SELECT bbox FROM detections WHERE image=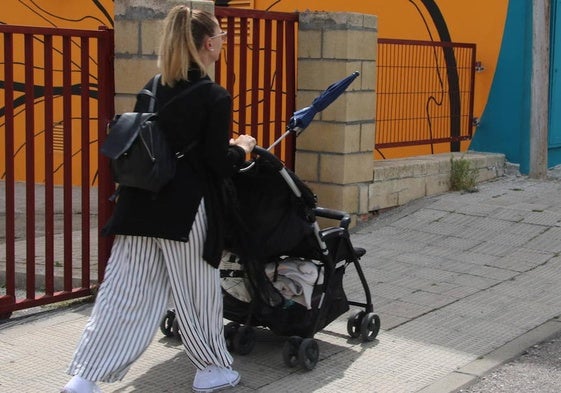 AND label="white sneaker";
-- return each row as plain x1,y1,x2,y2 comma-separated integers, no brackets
192,365,240,392
61,375,102,393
